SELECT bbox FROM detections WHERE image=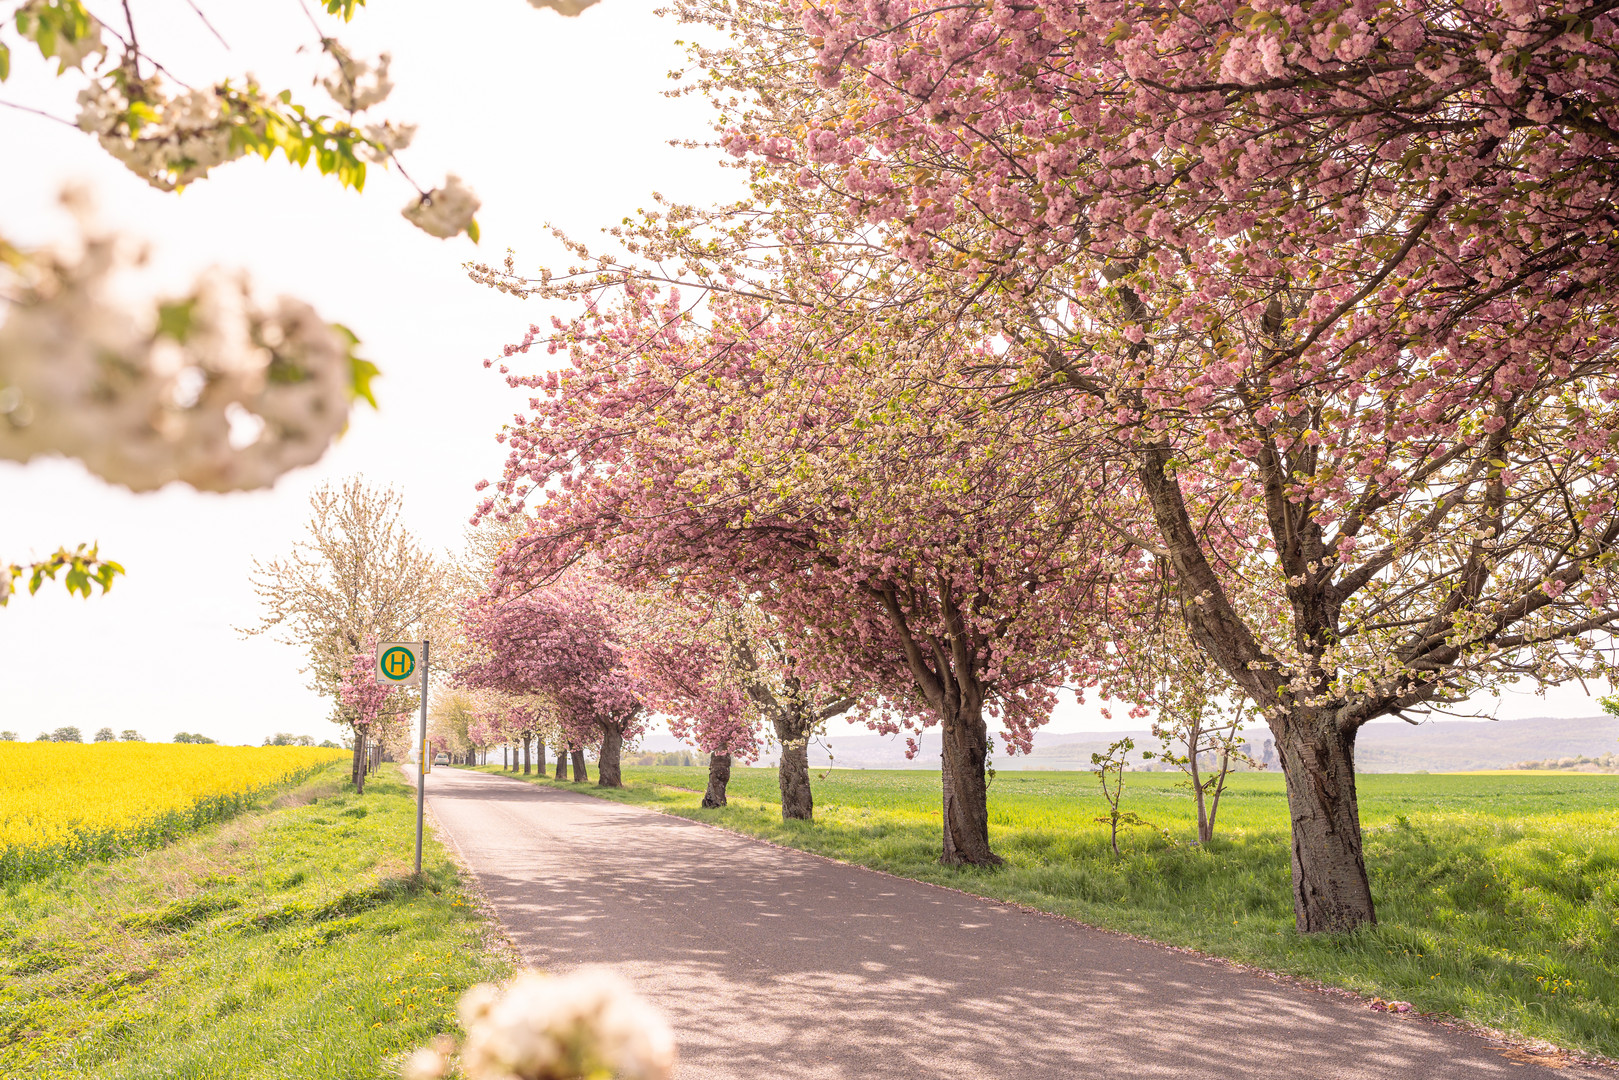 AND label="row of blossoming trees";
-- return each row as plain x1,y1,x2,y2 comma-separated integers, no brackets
452,0,1619,935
